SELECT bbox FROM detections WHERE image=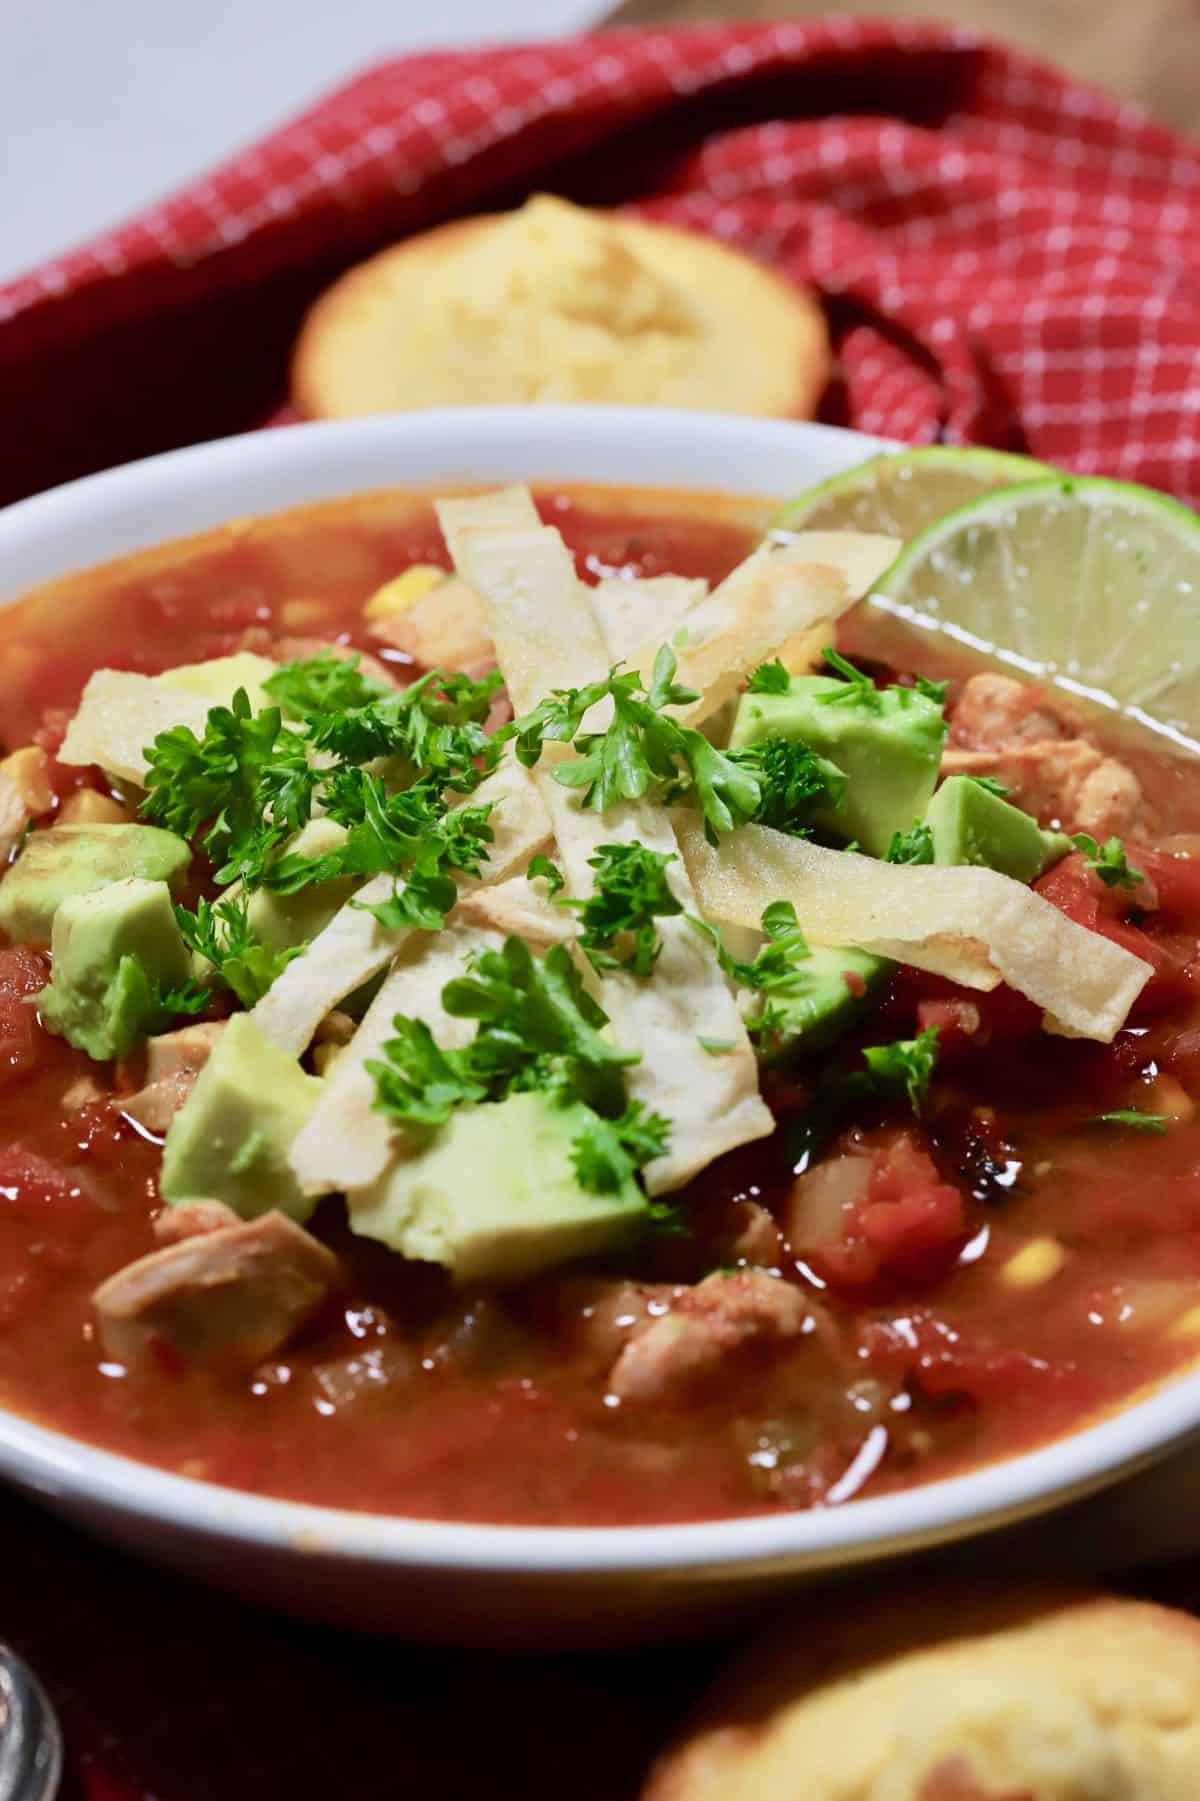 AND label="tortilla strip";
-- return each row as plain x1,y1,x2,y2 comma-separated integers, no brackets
450,871,571,944
58,671,215,786
590,574,707,663
450,511,773,1192
0,772,26,867
289,920,505,1196
766,530,902,598
251,749,549,1055
674,813,1151,1043
621,533,901,728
